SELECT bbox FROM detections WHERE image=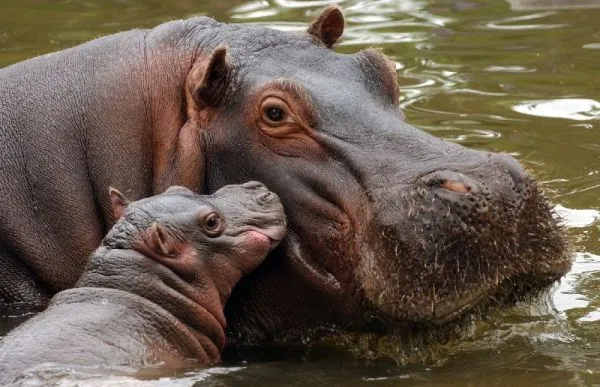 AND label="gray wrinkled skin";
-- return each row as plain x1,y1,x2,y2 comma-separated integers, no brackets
0,8,569,345
0,183,286,384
